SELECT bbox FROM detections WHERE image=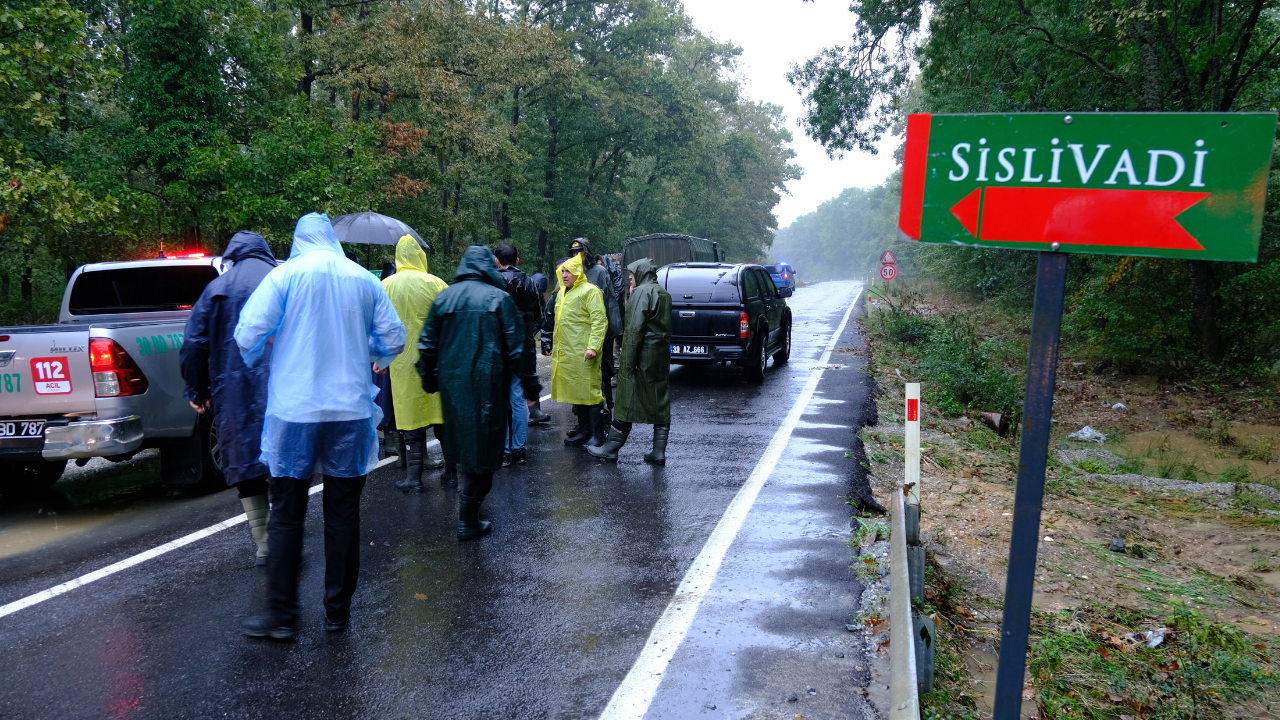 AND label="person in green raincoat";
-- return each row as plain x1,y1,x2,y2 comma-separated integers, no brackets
417,246,539,540
382,235,451,492
588,258,672,464
549,253,609,447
